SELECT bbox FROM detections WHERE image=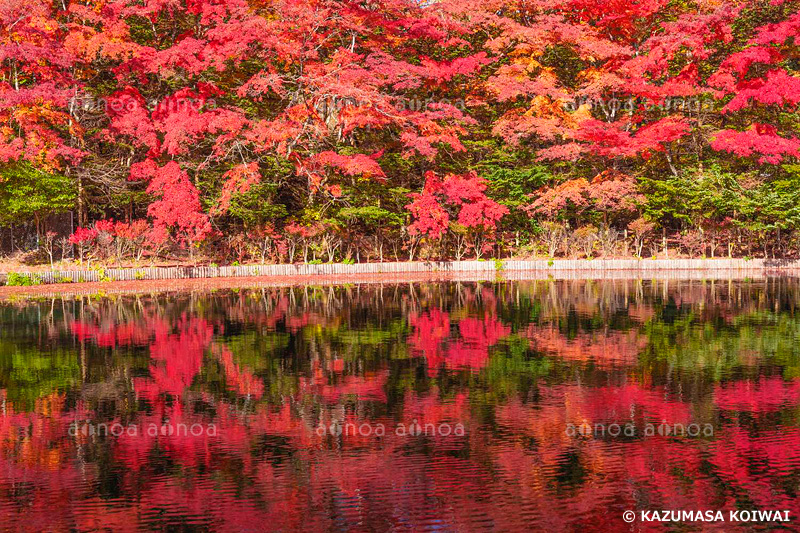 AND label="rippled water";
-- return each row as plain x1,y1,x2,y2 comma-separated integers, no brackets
2,278,800,531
